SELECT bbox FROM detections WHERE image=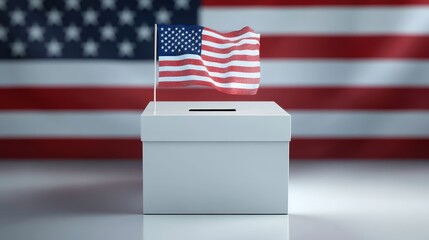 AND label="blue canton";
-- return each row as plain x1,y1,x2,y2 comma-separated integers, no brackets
158,24,202,56
0,0,200,59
